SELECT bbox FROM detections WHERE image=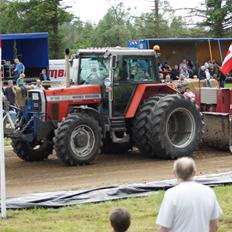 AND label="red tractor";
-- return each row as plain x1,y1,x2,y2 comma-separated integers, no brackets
7,48,203,165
